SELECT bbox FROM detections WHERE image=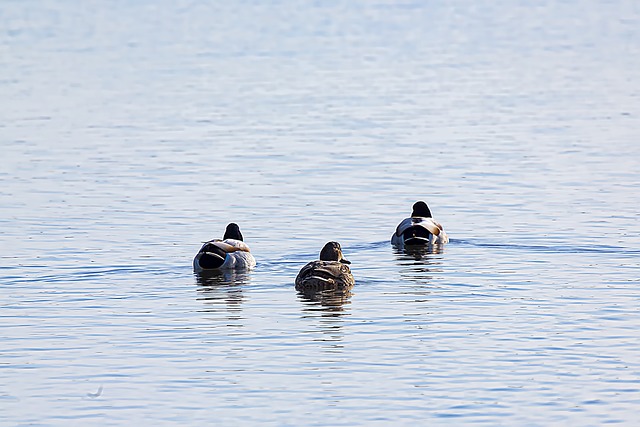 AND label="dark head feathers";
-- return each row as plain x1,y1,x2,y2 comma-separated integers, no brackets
411,201,432,218
223,223,243,241
319,241,351,264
